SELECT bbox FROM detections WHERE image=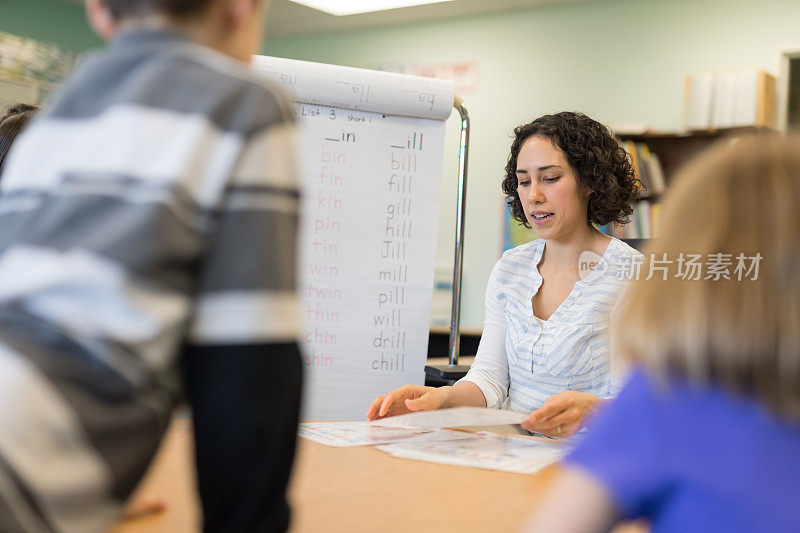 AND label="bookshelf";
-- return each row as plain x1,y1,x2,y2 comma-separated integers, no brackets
608,126,775,240
618,127,774,184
